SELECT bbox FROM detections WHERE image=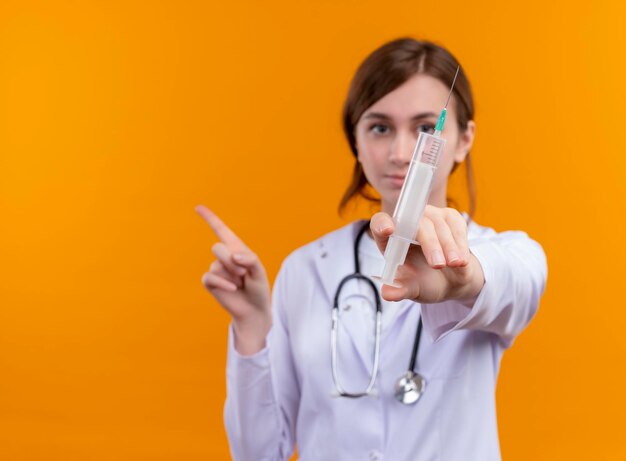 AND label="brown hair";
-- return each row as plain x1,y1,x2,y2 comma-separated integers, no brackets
339,38,476,219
